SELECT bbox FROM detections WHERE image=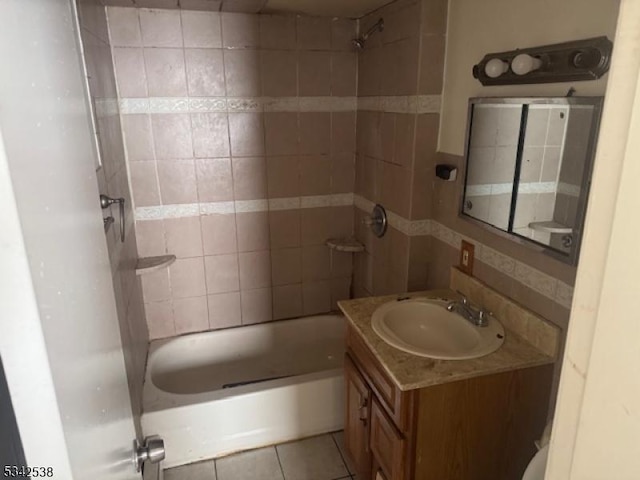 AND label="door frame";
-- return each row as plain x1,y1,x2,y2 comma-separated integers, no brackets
546,0,640,477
